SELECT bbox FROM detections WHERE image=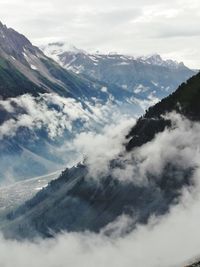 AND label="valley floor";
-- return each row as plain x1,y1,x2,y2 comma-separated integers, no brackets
0,170,62,214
